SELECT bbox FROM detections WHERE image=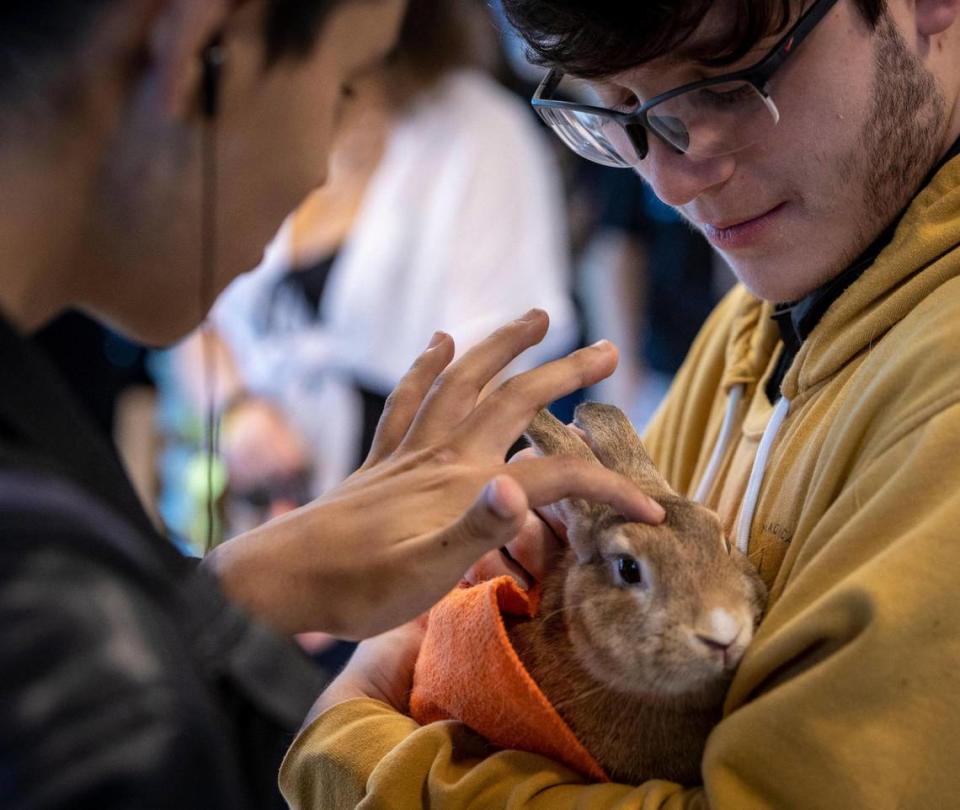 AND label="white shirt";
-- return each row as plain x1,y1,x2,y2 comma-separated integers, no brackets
213,69,576,494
